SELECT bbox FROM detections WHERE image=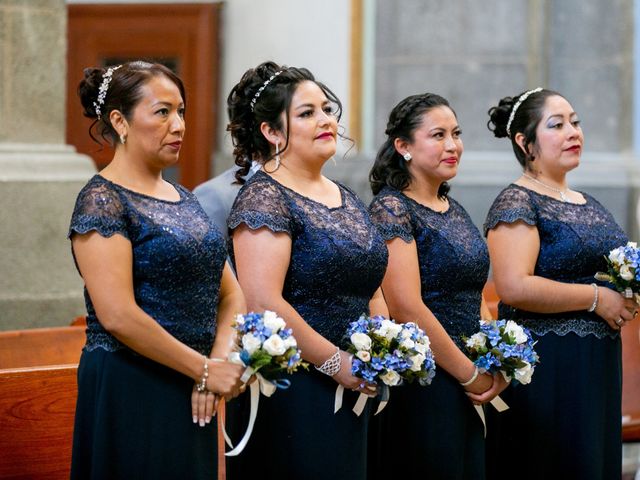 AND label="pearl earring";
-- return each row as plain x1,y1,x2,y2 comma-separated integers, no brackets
403,152,412,161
